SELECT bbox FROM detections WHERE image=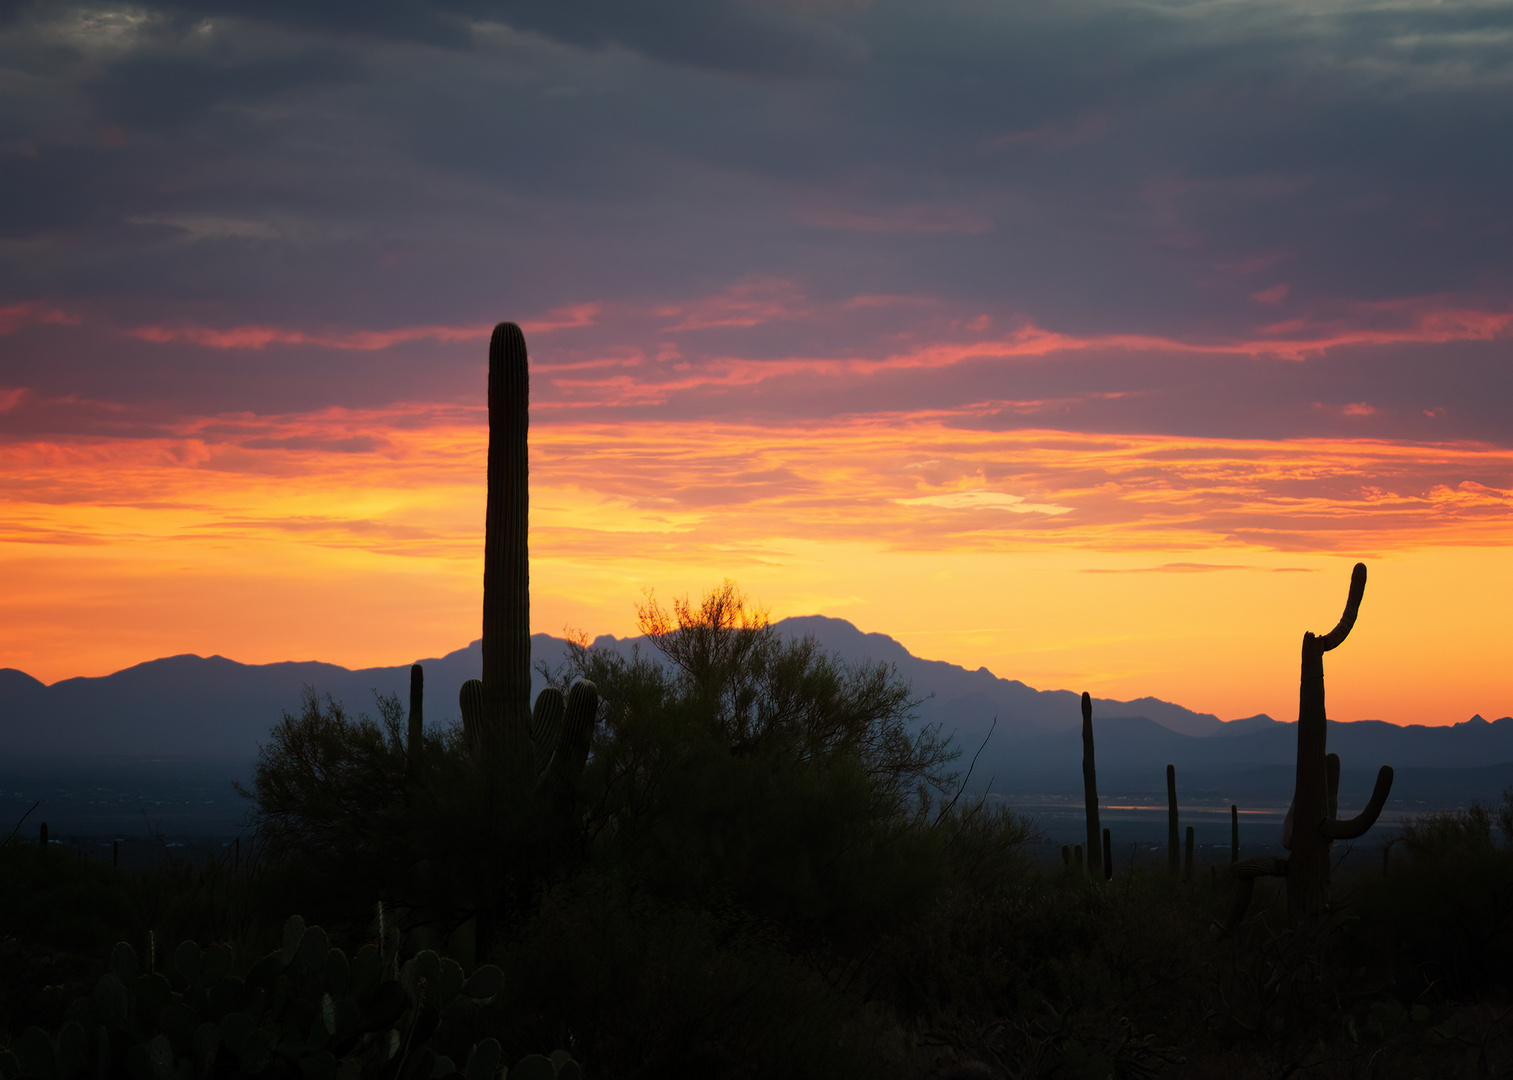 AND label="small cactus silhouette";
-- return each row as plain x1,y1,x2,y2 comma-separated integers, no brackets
1166,765,1179,877
1080,691,1102,875
407,663,423,761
